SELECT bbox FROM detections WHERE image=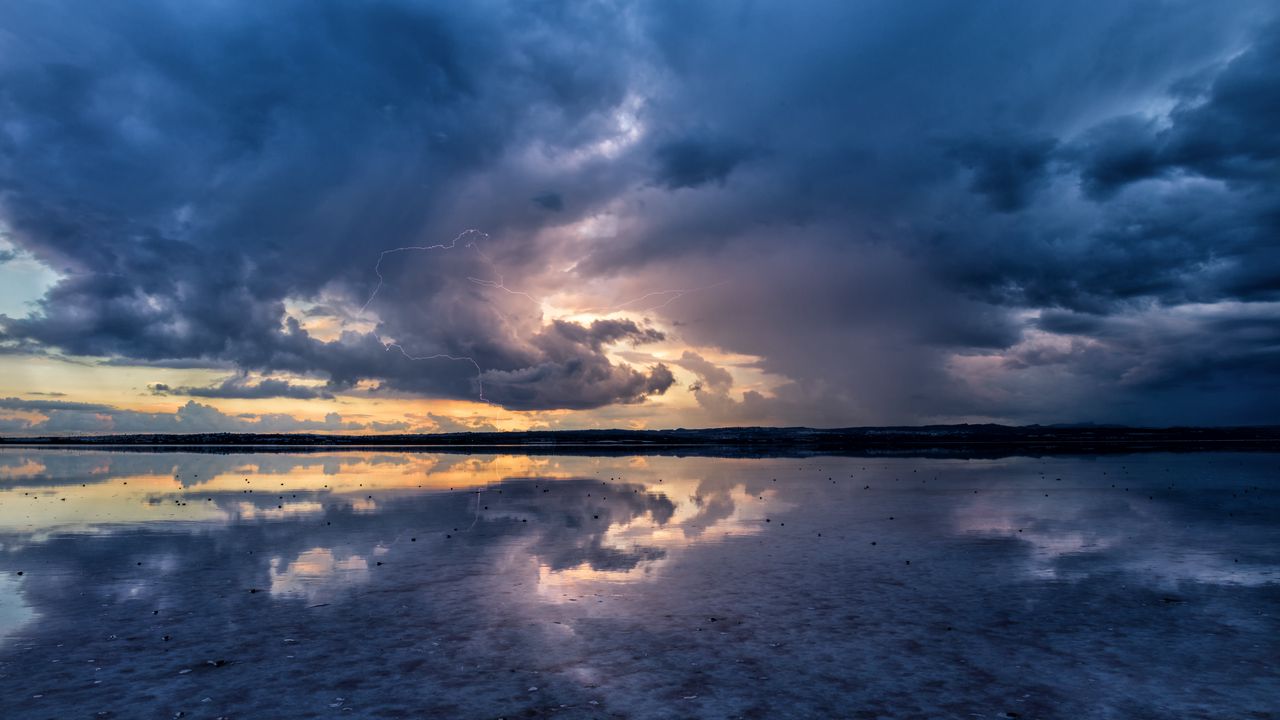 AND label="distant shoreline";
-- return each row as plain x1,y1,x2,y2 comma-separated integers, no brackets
2,425,1278,458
